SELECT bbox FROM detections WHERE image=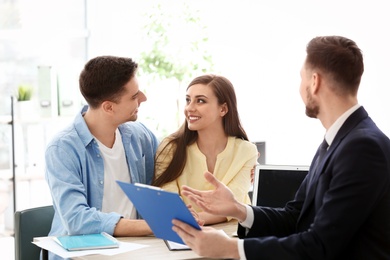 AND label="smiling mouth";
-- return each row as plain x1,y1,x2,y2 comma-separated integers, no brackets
187,116,200,122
